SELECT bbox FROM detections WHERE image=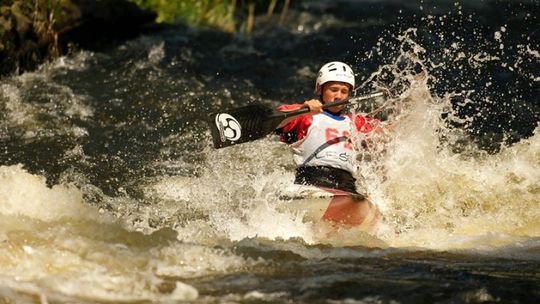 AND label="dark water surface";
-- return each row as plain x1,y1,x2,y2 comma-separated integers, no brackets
0,0,539,303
